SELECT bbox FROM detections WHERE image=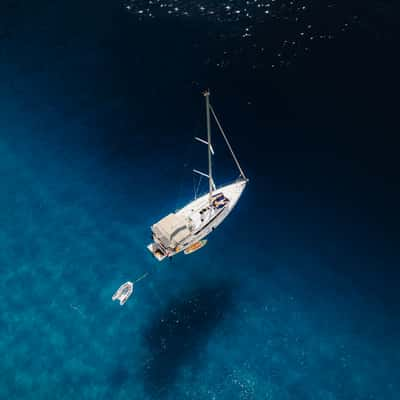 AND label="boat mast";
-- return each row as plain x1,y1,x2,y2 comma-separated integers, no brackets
204,90,213,203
